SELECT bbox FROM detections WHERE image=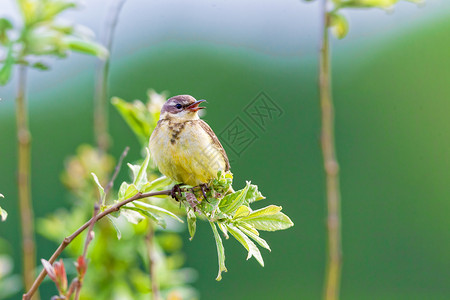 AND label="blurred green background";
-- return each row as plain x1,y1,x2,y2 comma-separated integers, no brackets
1,1,450,299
